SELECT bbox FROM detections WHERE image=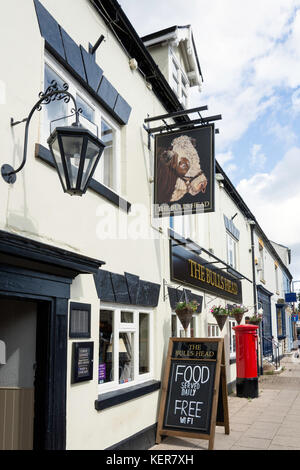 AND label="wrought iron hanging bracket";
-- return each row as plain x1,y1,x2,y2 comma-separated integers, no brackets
163,278,183,302
2,81,80,184
143,105,222,136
